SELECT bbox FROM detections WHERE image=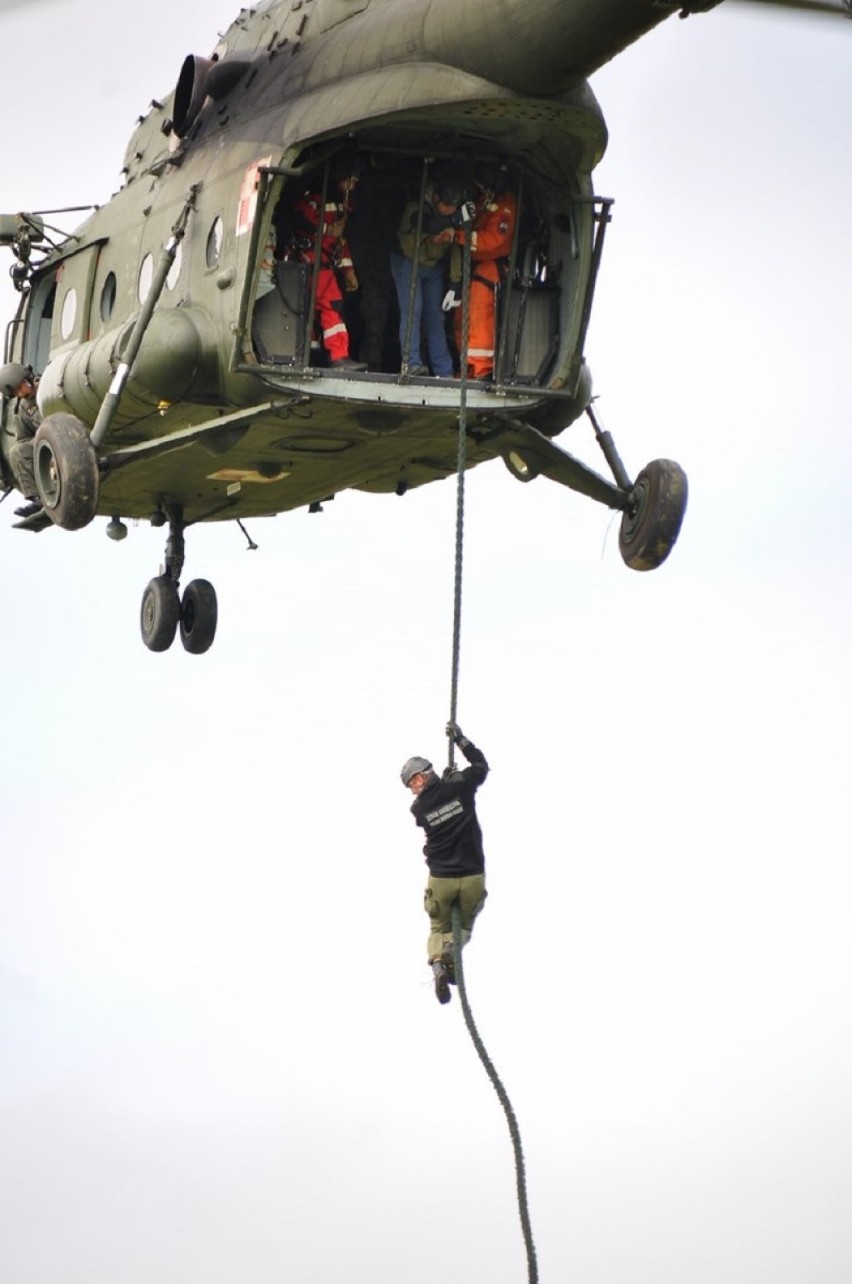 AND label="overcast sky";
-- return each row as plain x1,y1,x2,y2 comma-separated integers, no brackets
1,4,850,1284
